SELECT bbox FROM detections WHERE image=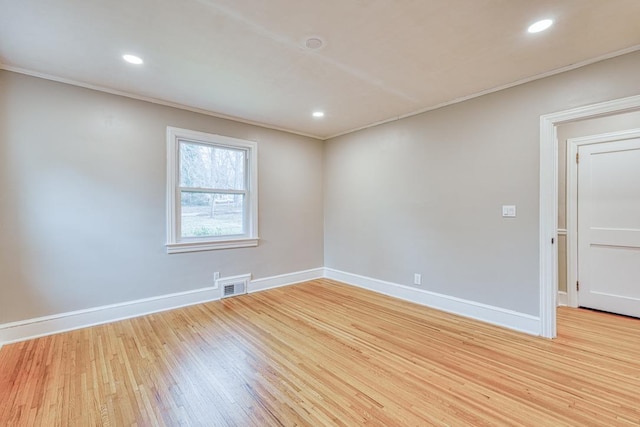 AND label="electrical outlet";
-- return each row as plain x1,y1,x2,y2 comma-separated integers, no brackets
213,272,220,287
414,273,422,285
